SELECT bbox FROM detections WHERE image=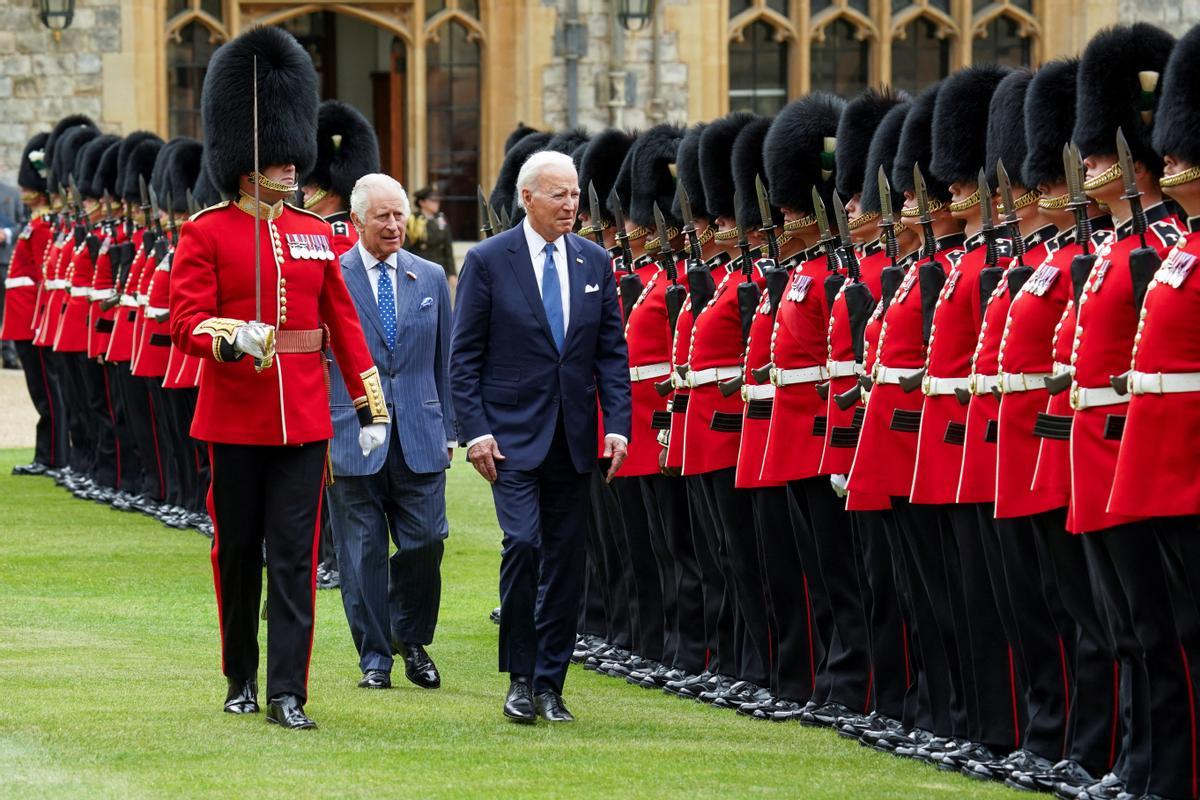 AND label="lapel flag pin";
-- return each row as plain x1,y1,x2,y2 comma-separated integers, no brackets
405,270,417,281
